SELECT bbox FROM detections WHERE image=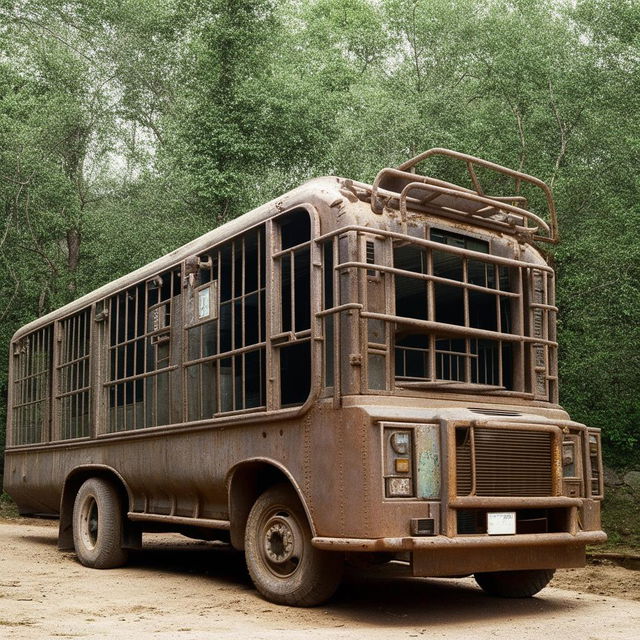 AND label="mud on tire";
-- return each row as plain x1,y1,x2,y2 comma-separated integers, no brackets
474,568,555,598
244,484,343,607
72,477,128,569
